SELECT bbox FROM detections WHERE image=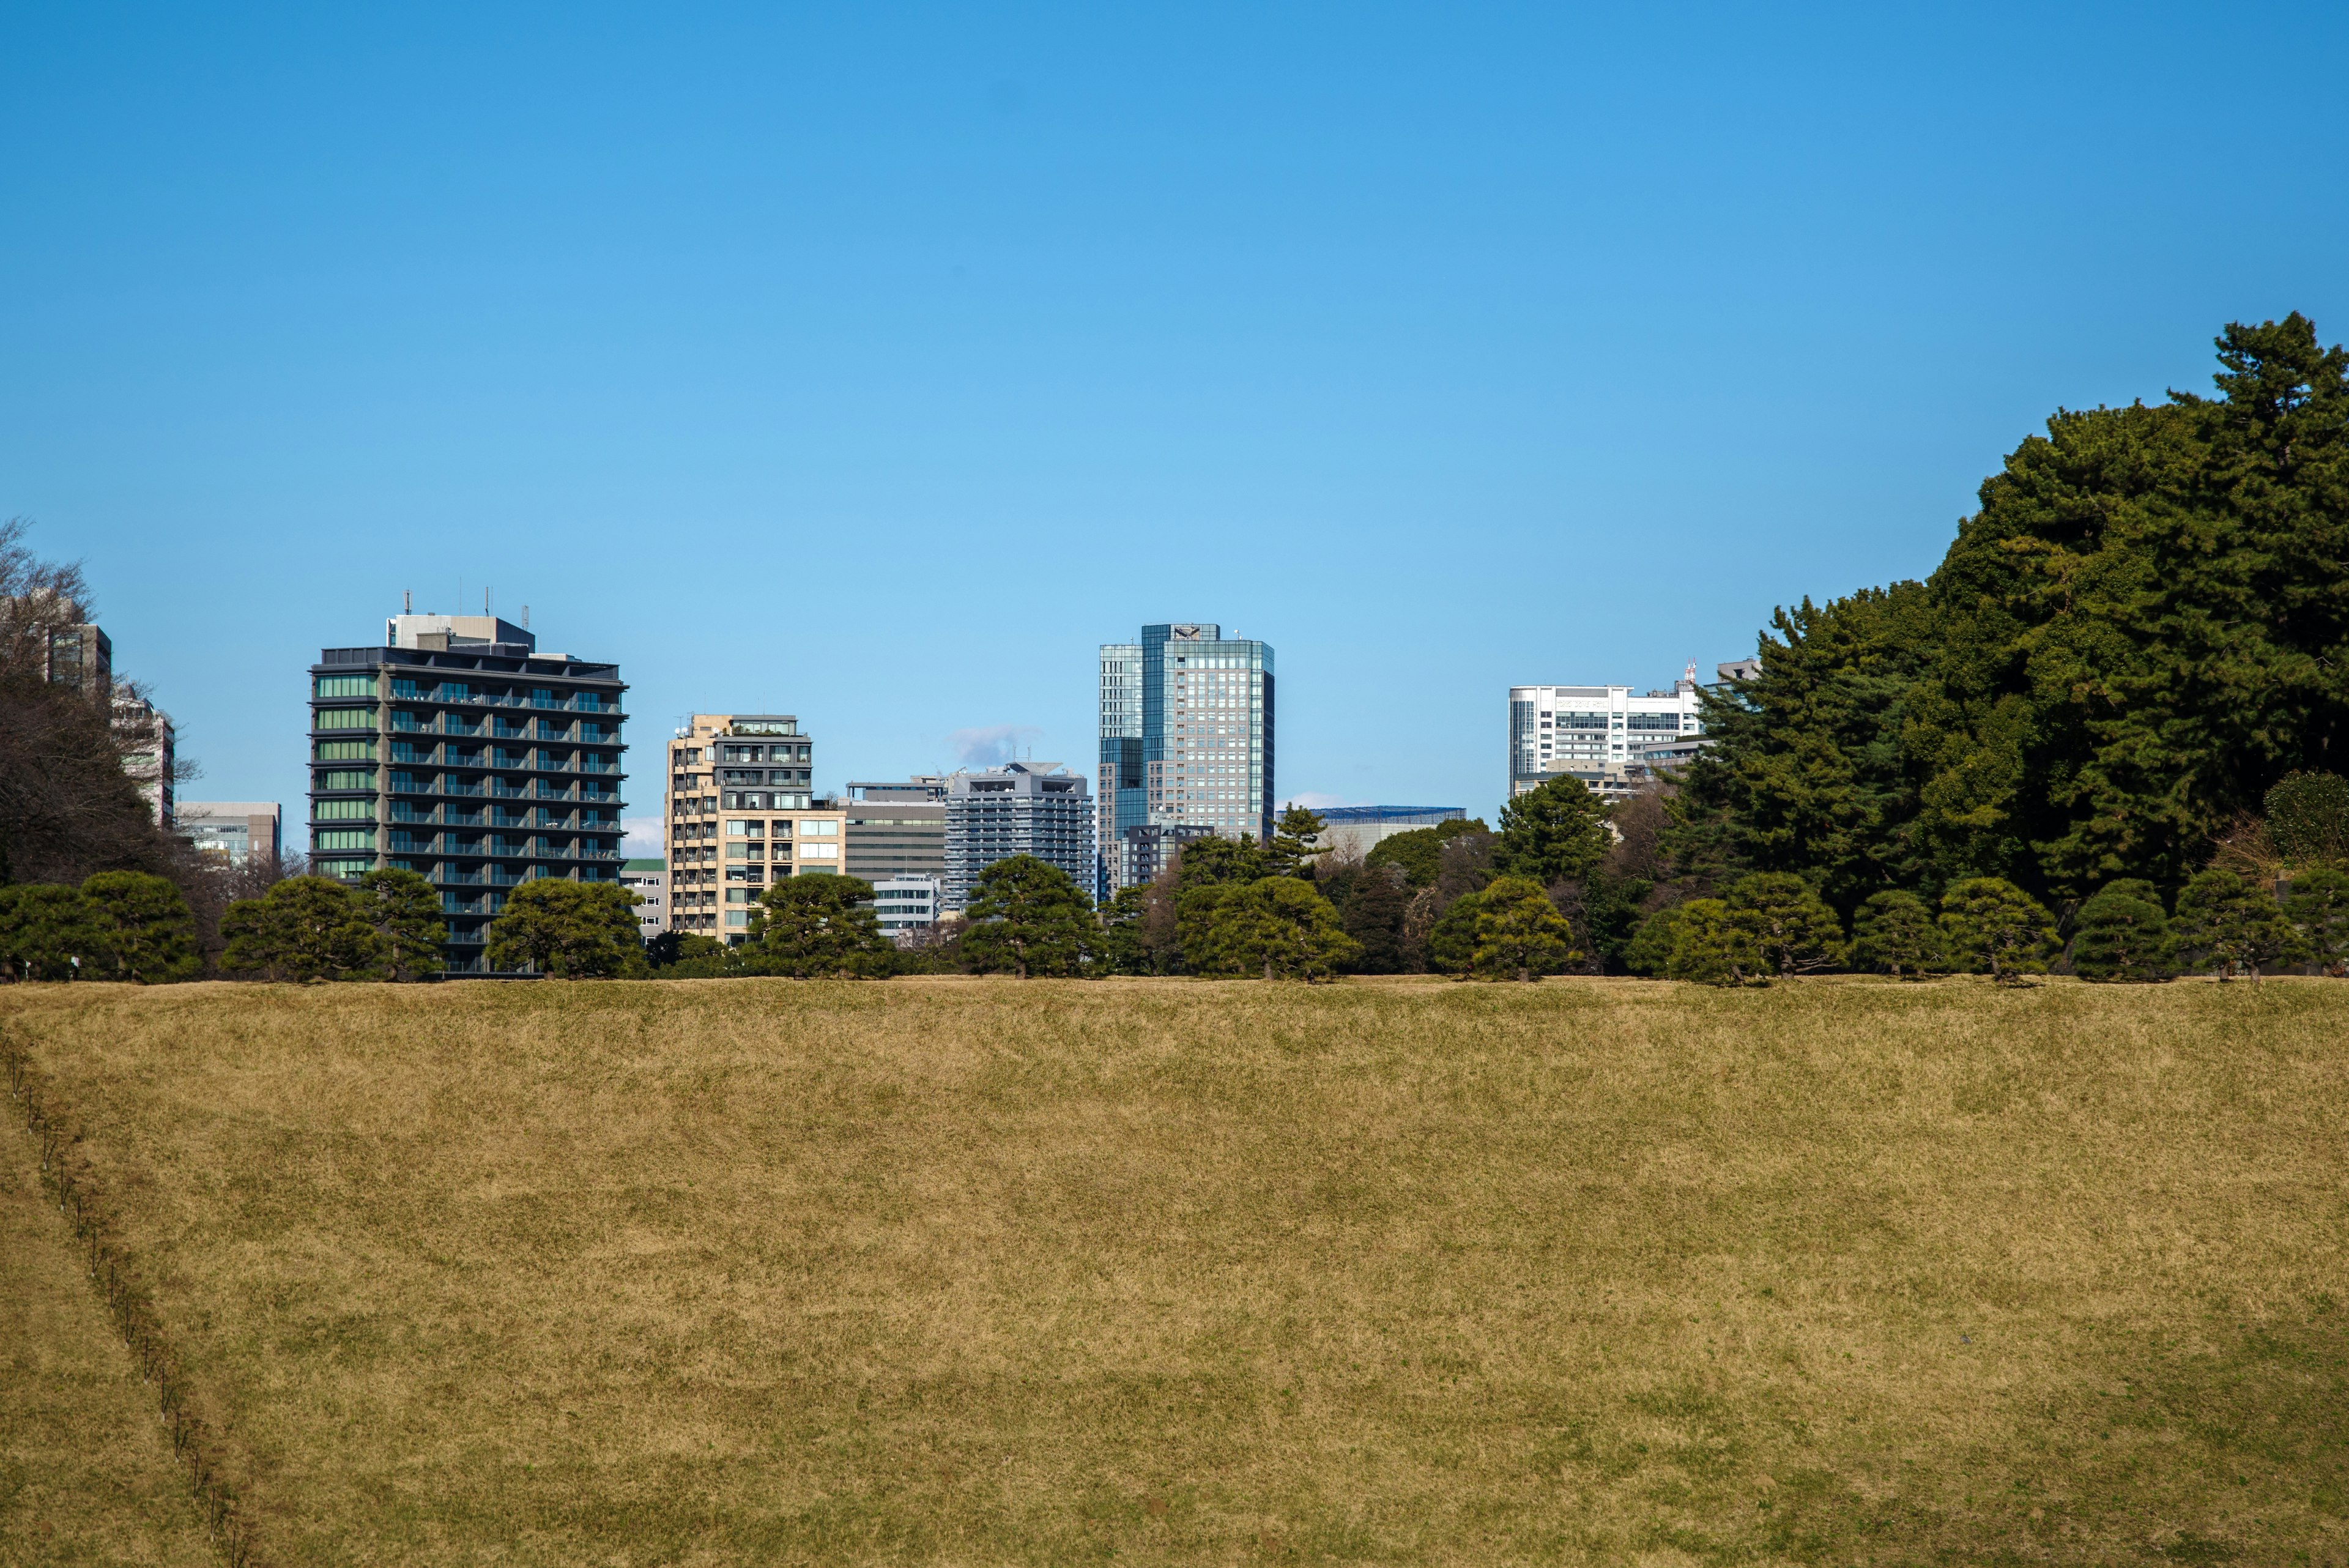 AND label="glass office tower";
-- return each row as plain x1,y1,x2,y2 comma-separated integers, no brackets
1097,622,1274,893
